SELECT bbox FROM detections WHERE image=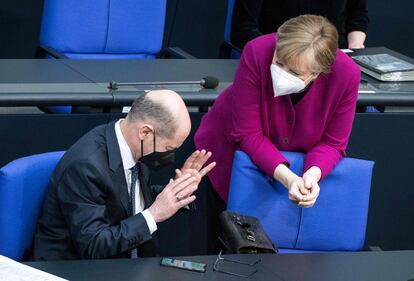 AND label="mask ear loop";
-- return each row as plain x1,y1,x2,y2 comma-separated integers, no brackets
303,76,312,85
141,139,144,159
141,128,156,159
153,129,156,152
303,72,318,85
